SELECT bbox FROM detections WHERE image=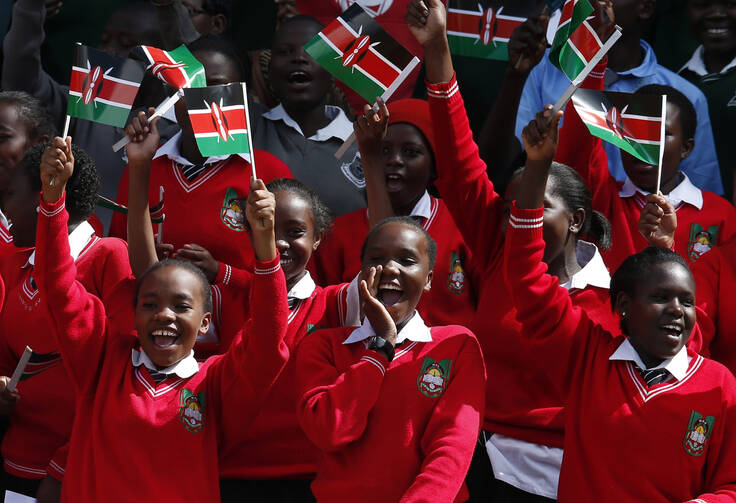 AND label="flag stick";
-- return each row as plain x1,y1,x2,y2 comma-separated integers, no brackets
242,83,257,180
155,186,165,245
7,346,32,392
655,94,667,195
334,56,422,159
50,115,73,187
111,90,183,152
549,26,622,118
